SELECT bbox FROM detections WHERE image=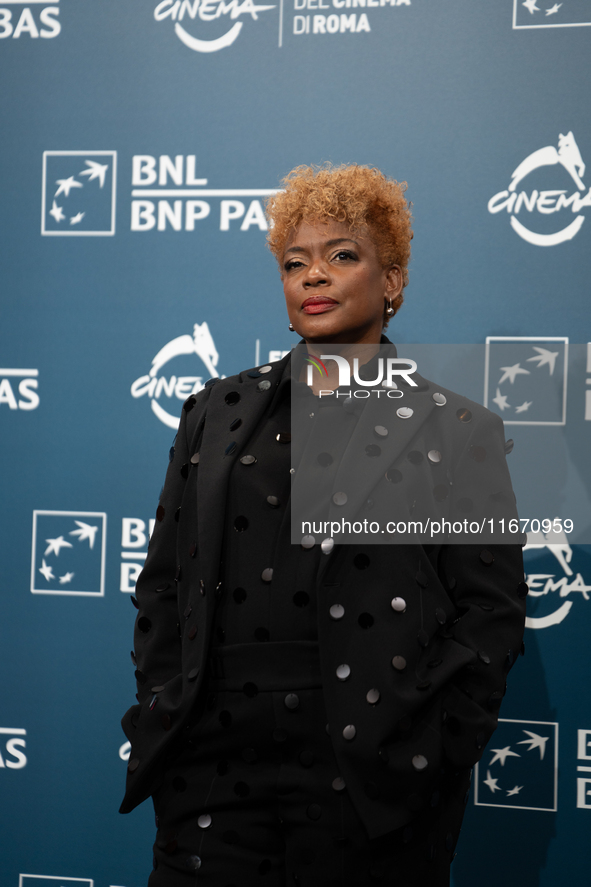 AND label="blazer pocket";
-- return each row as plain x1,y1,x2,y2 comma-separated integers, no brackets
440,681,499,769
416,636,478,693
120,703,142,744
